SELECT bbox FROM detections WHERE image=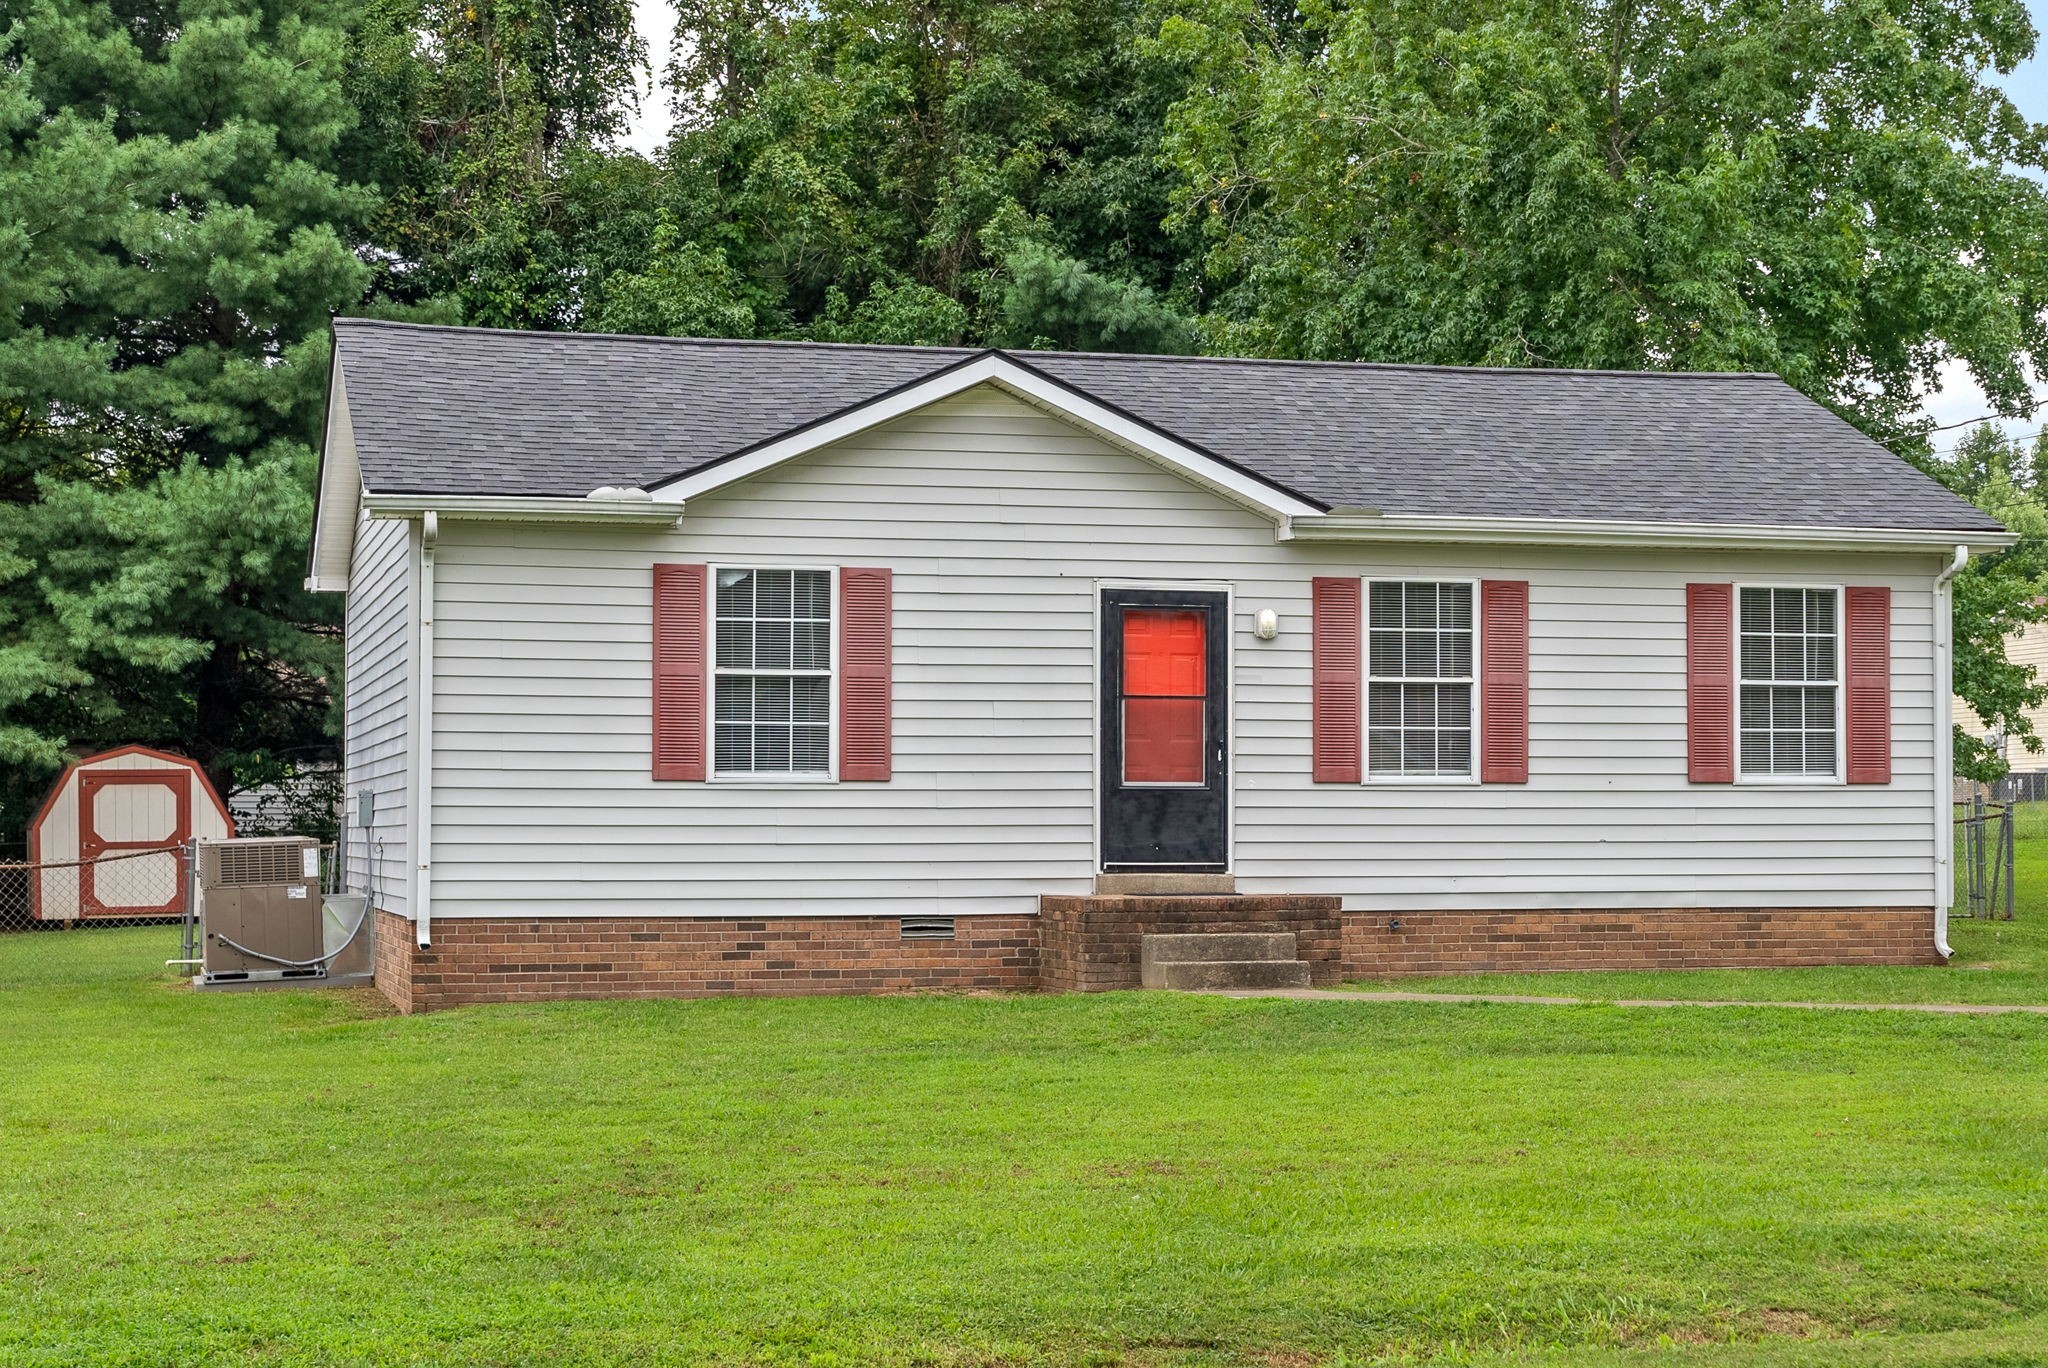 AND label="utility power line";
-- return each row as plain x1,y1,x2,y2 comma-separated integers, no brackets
1927,412,2015,433
1934,426,2047,455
